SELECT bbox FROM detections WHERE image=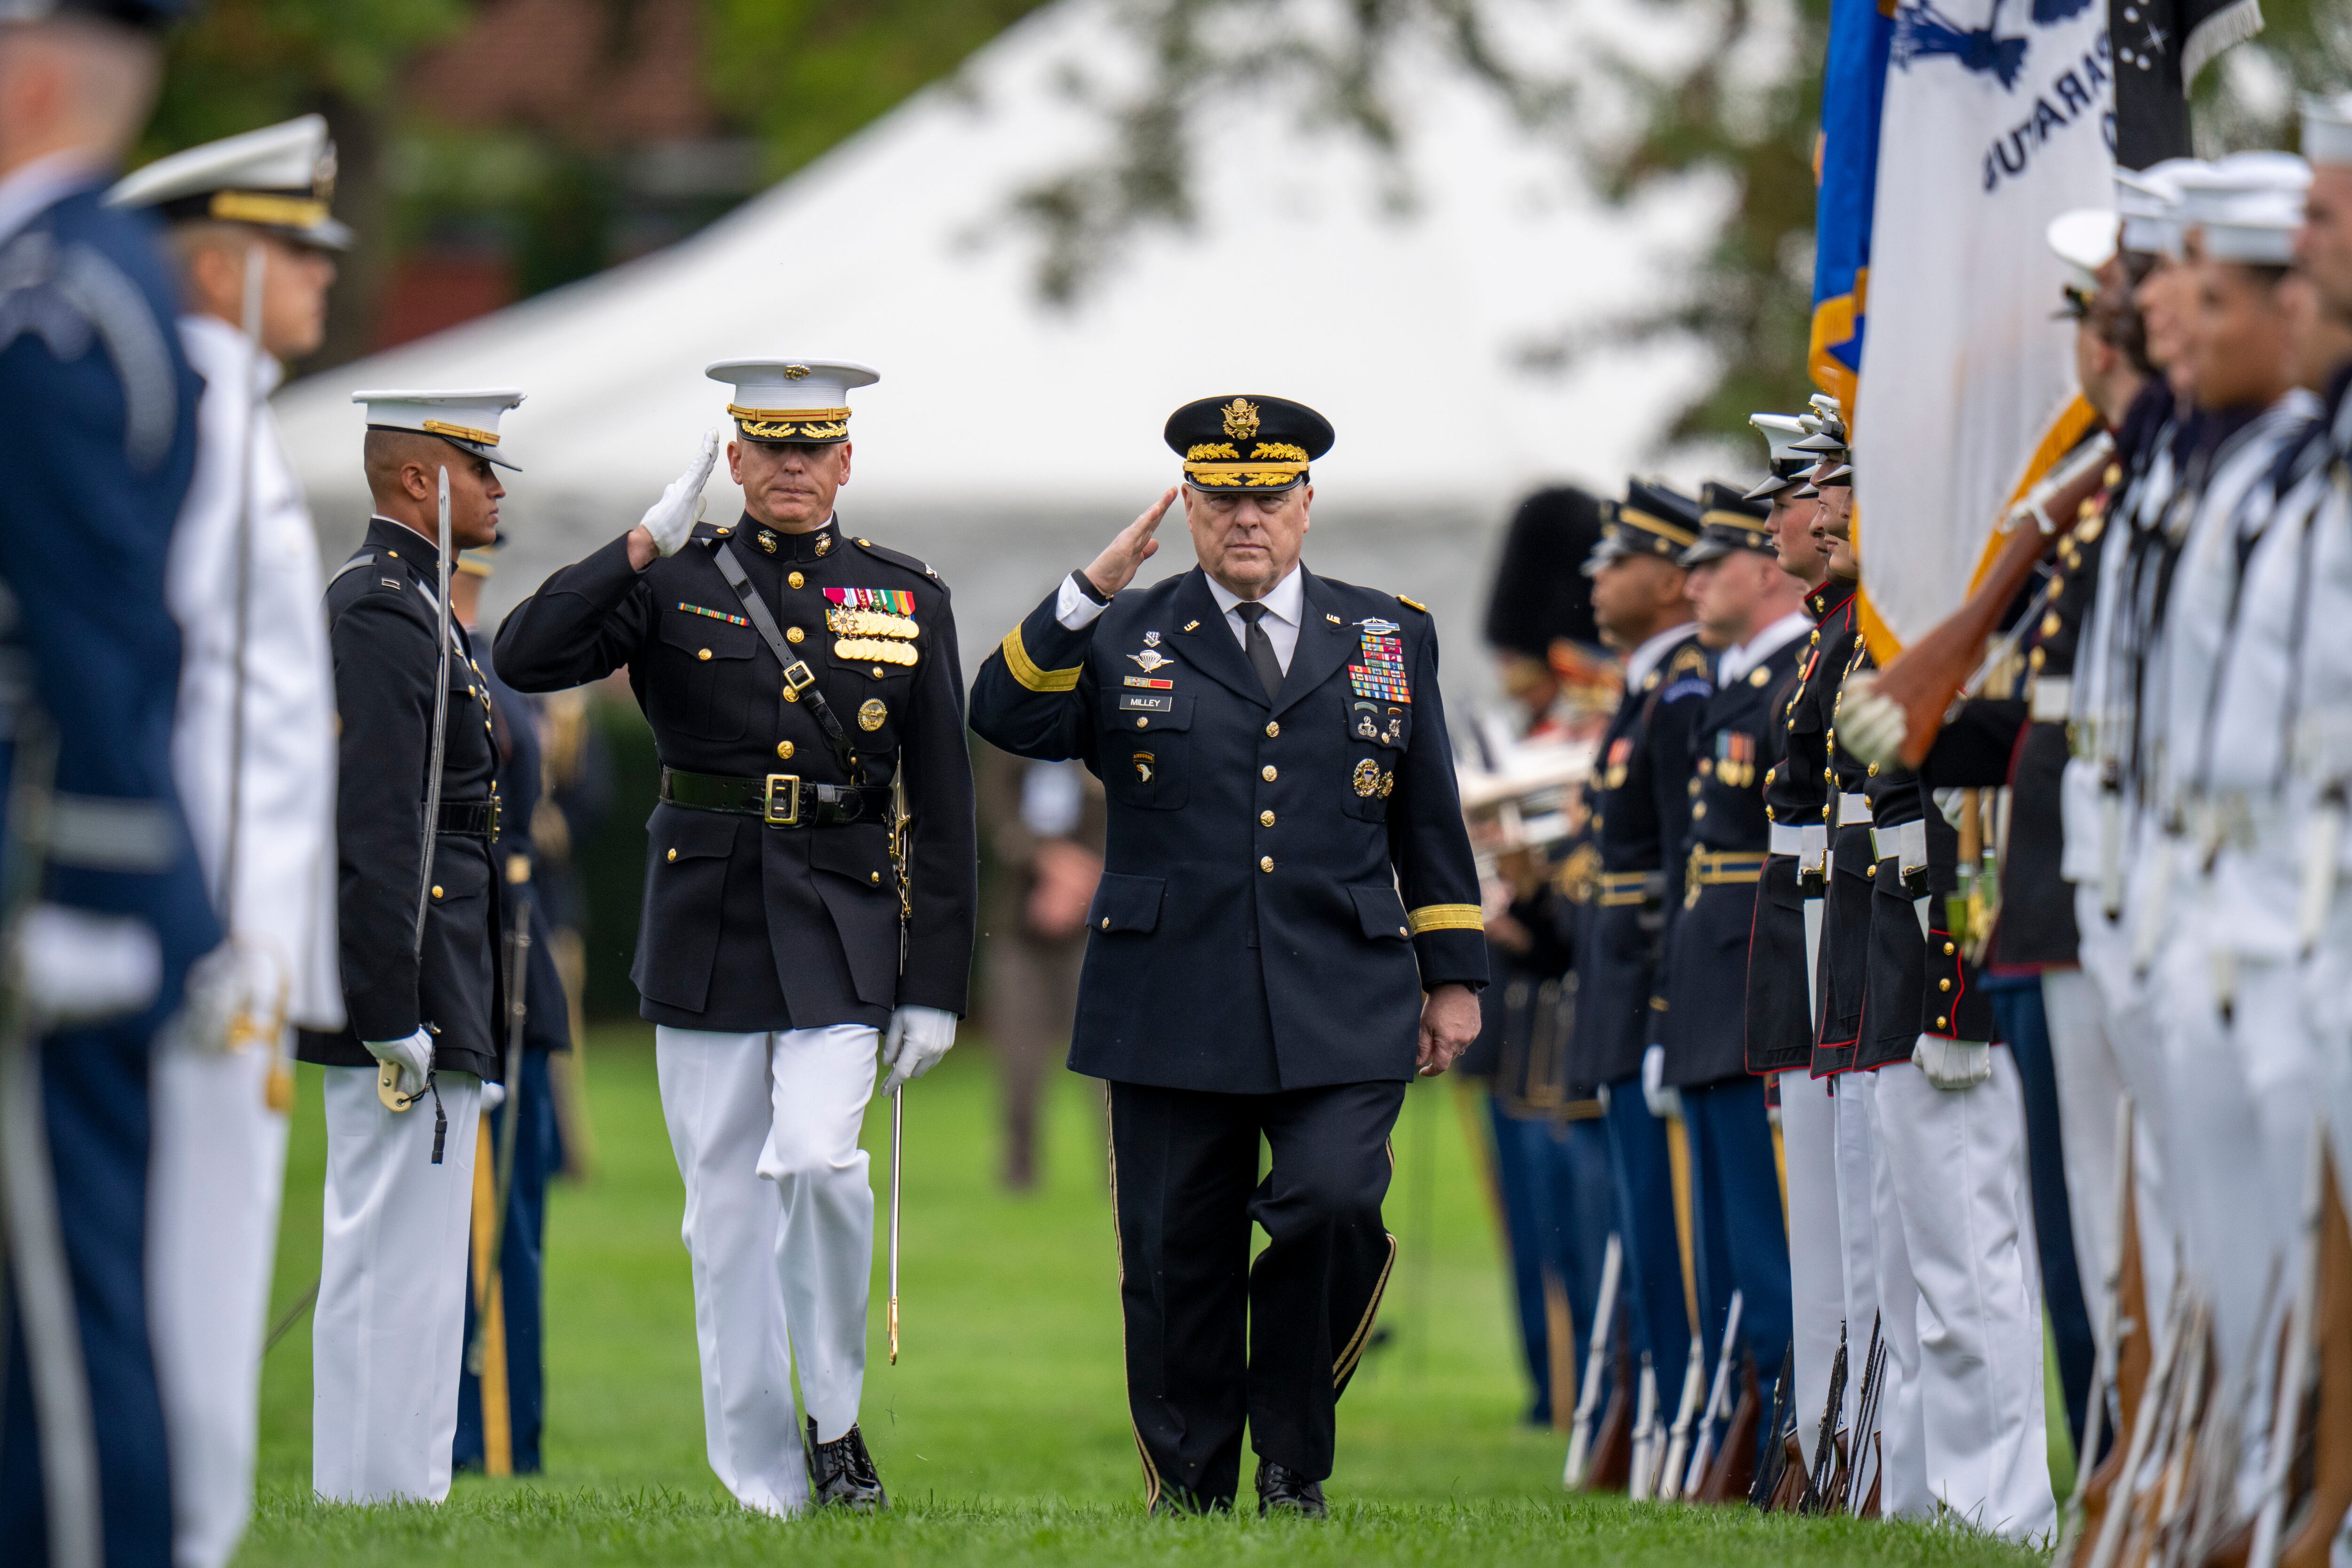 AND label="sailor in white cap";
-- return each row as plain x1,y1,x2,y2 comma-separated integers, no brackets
495,361,976,1514
306,388,523,1504
104,114,346,1568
